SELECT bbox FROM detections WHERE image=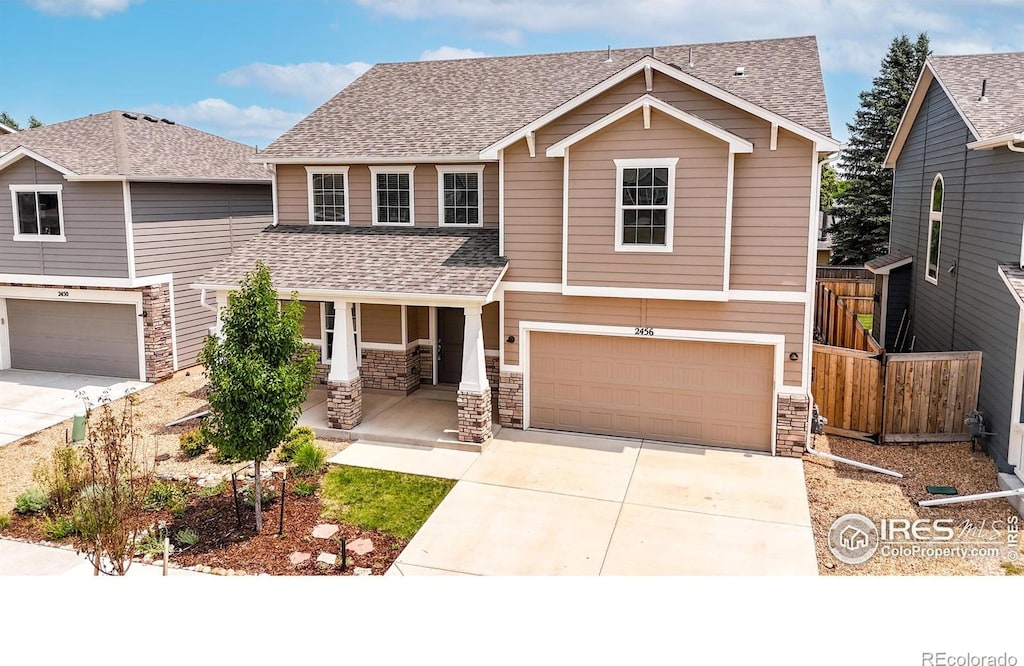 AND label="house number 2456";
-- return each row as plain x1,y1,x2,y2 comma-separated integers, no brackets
634,327,654,336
